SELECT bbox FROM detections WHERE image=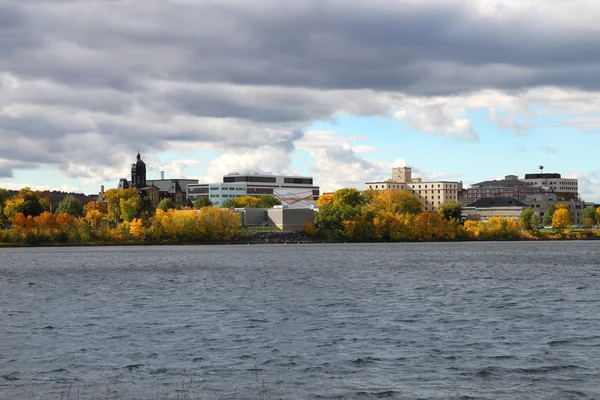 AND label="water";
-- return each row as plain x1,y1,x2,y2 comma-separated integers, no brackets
1,242,600,399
